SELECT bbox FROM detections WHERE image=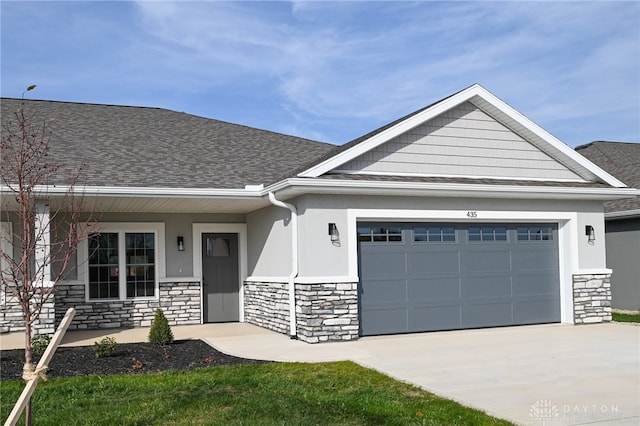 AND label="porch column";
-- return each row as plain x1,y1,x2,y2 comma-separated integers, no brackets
34,200,52,288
